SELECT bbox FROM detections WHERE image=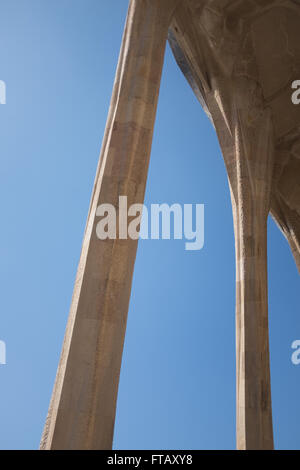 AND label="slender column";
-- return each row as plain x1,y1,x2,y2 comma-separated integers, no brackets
233,112,274,449
40,0,178,450
208,78,274,449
